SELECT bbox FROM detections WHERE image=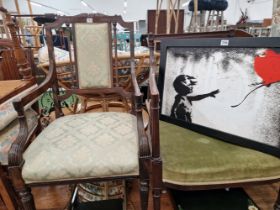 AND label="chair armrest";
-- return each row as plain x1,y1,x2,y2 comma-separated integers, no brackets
148,64,160,160
130,60,141,97
137,111,151,158
129,59,151,158
8,69,53,167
